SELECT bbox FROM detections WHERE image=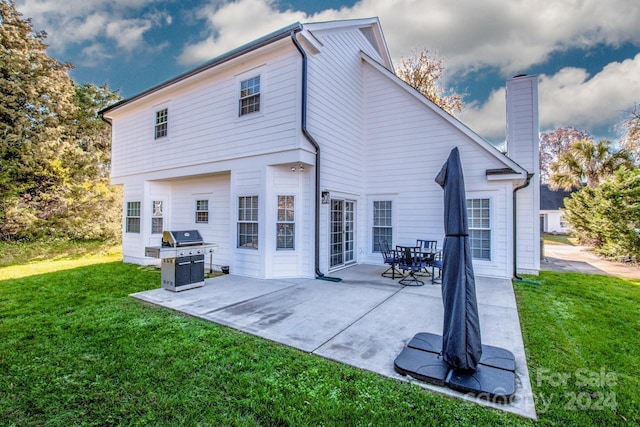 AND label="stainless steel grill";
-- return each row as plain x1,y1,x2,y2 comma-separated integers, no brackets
145,230,218,292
